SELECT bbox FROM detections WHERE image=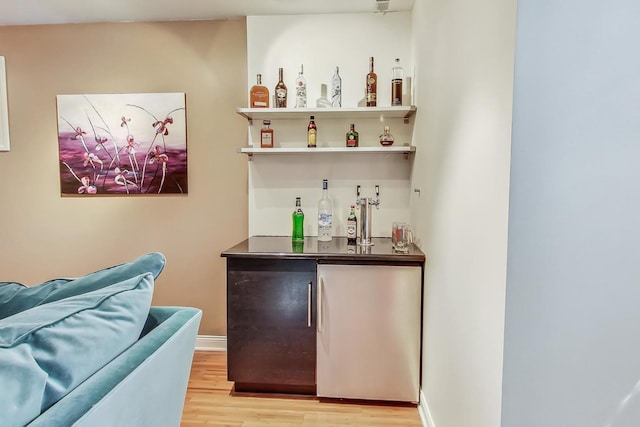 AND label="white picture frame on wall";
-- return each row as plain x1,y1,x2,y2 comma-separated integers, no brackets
0,56,10,151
